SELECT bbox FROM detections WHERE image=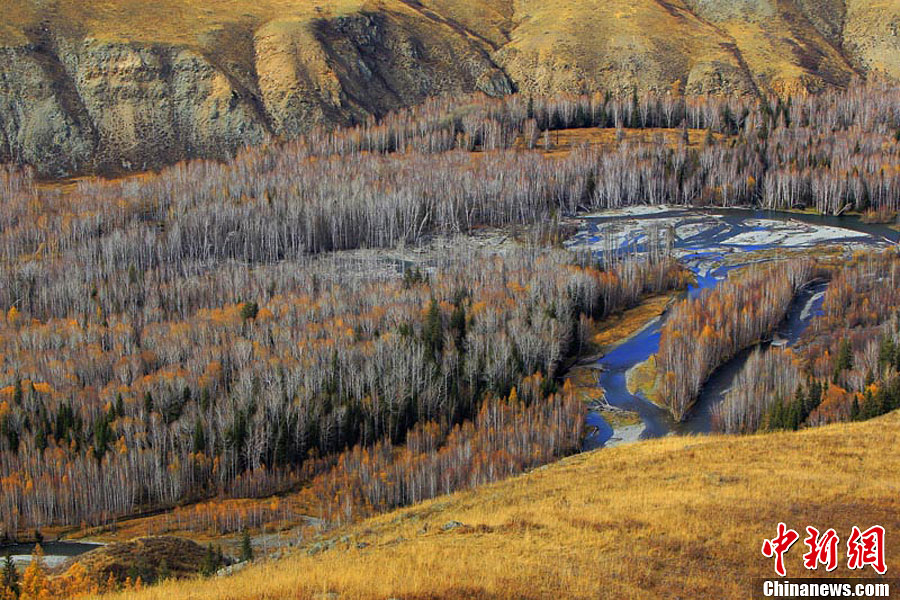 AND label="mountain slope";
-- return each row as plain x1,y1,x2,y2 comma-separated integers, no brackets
100,411,900,600
494,0,756,96
0,0,511,176
1,0,898,176
844,0,900,77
